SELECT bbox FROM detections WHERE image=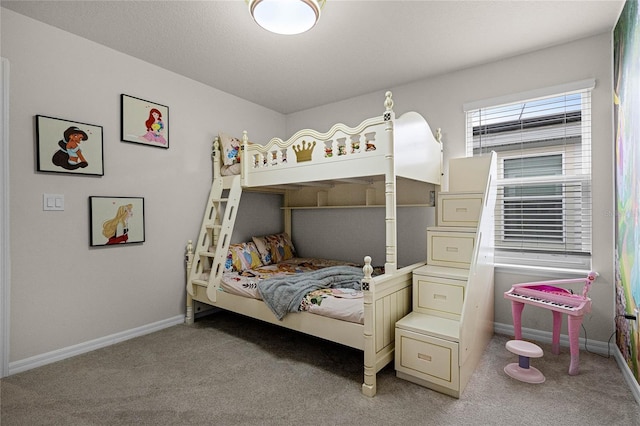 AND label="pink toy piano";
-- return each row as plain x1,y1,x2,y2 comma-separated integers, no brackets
504,271,598,375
